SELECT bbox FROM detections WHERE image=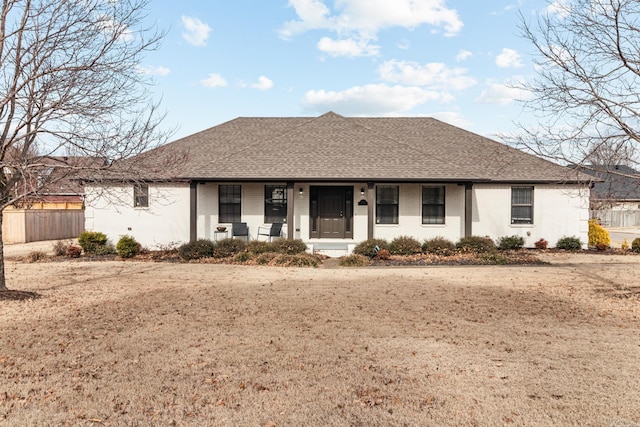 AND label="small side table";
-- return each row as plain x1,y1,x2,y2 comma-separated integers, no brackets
213,230,228,241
